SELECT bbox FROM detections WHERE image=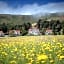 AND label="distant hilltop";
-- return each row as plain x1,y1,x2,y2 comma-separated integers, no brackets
0,14,35,25
0,12,64,25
